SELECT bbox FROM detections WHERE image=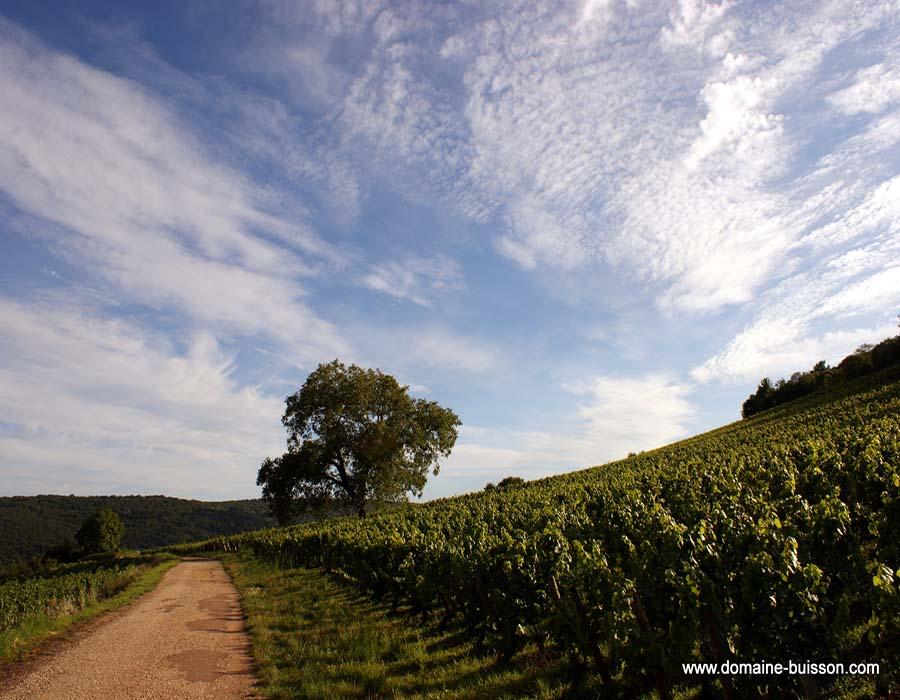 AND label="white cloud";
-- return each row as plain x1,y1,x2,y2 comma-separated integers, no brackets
820,266,900,319
829,62,900,115
800,168,900,250
441,373,697,486
72,17,361,215
578,0,615,27
694,168,900,384
263,0,388,39
312,0,896,321
609,163,798,313
0,298,285,498
279,43,350,106
441,427,578,481
565,373,697,456
684,74,783,169
362,253,463,307
660,0,732,53
243,0,900,408
692,321,898,385
0,19,345,361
